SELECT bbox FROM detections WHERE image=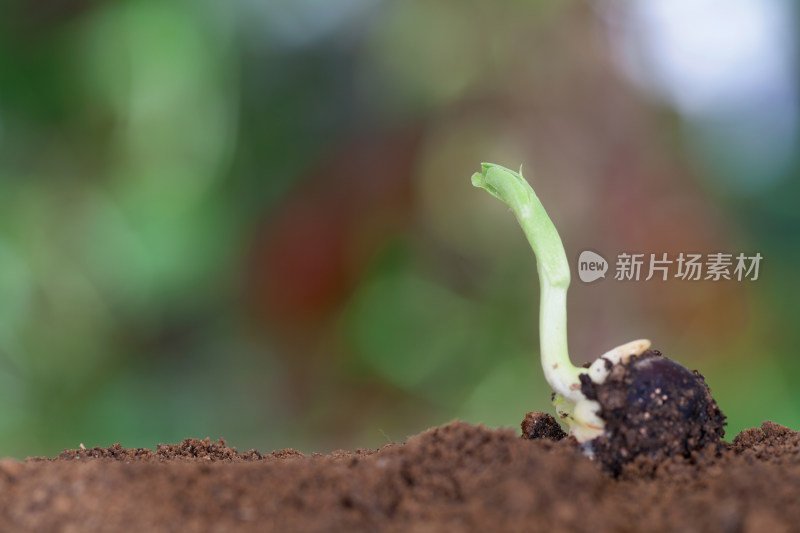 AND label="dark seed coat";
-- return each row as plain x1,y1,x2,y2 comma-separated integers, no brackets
580,350,726,475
